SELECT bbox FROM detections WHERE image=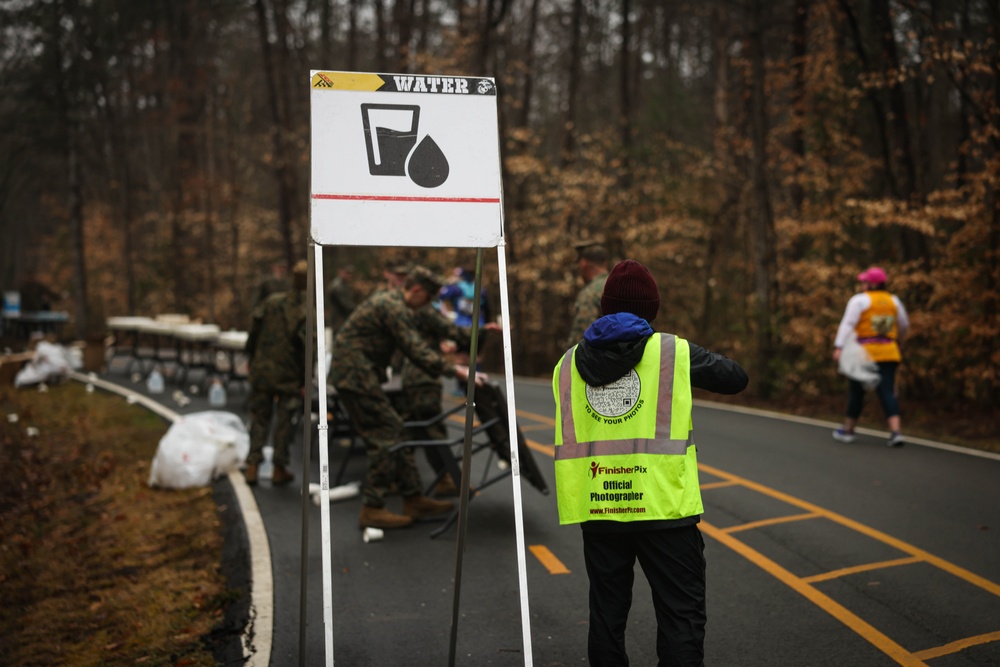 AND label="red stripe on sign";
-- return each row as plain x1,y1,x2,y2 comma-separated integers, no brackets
312,194,500,203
